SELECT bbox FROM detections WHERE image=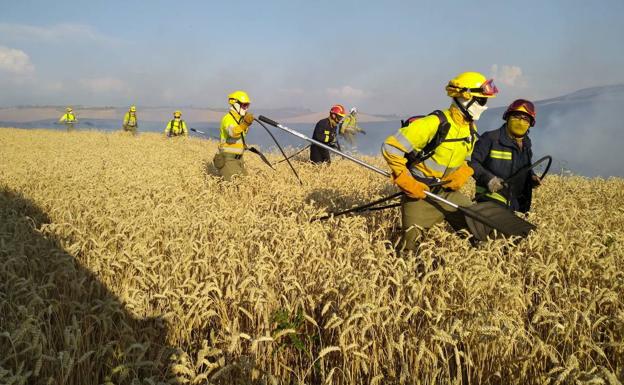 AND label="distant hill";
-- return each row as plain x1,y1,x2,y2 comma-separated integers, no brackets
1,85,623,177
0,105,390,123
479,84,624,177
